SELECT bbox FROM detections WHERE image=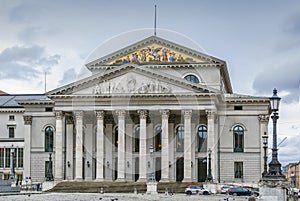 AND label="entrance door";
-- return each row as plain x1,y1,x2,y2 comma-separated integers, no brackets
176,157,184,182
155,157,161,182
135,157,139,182
198,157,207,182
